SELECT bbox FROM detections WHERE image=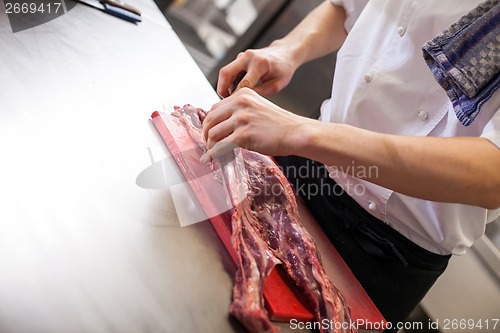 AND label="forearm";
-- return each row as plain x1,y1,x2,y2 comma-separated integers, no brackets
273,1,347,69
293,121,500,209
